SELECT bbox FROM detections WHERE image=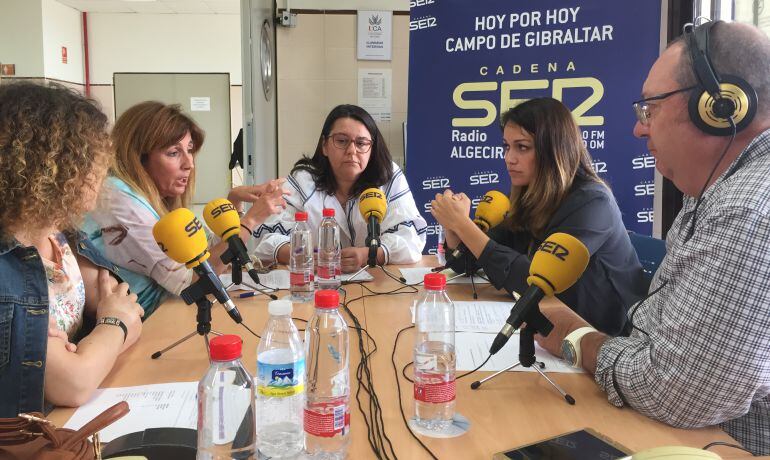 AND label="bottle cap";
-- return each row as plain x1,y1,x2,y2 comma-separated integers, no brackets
423,273,447,290
322,208,335,217
295,211,308,222
209,334,242,361
268,299,293,316
315,289,340,309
